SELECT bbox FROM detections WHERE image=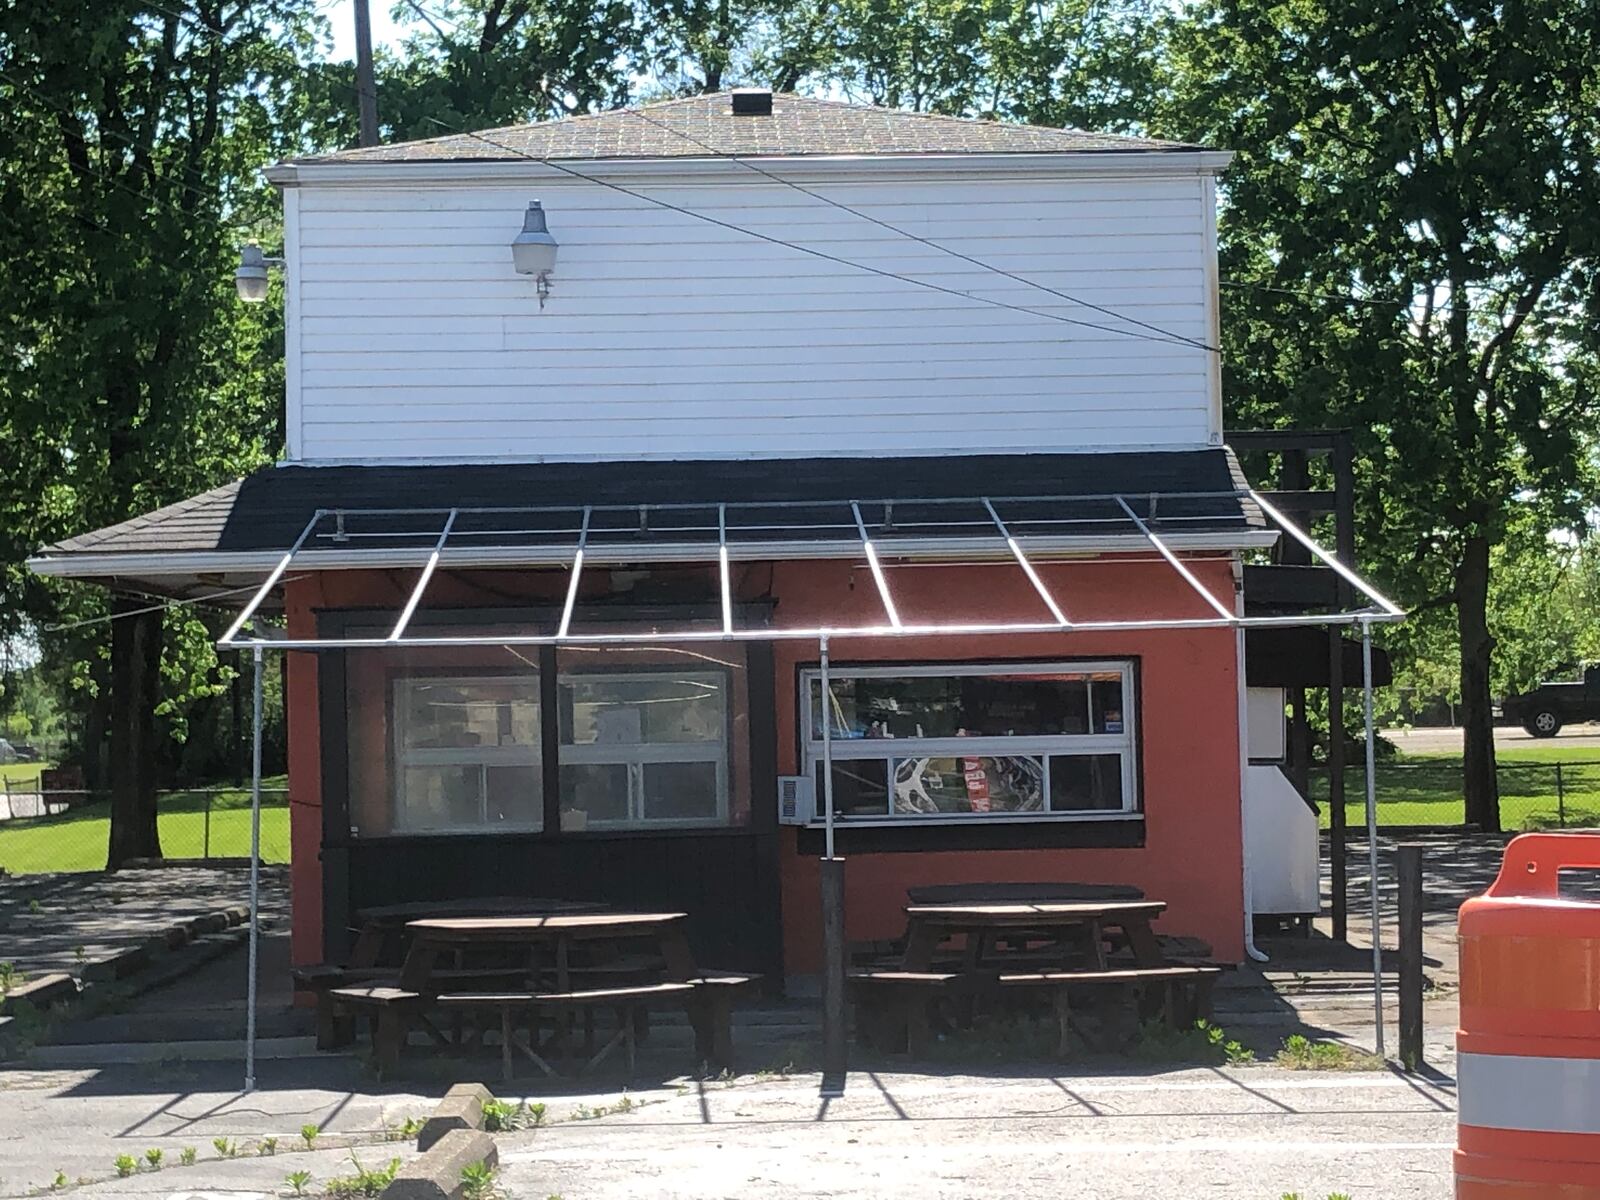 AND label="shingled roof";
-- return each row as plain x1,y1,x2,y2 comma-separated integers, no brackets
287,91,1201,166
